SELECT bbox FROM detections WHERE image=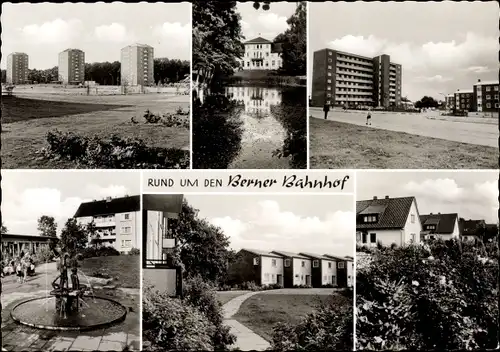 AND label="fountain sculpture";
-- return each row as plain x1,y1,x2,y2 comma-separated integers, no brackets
10,251,127,331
